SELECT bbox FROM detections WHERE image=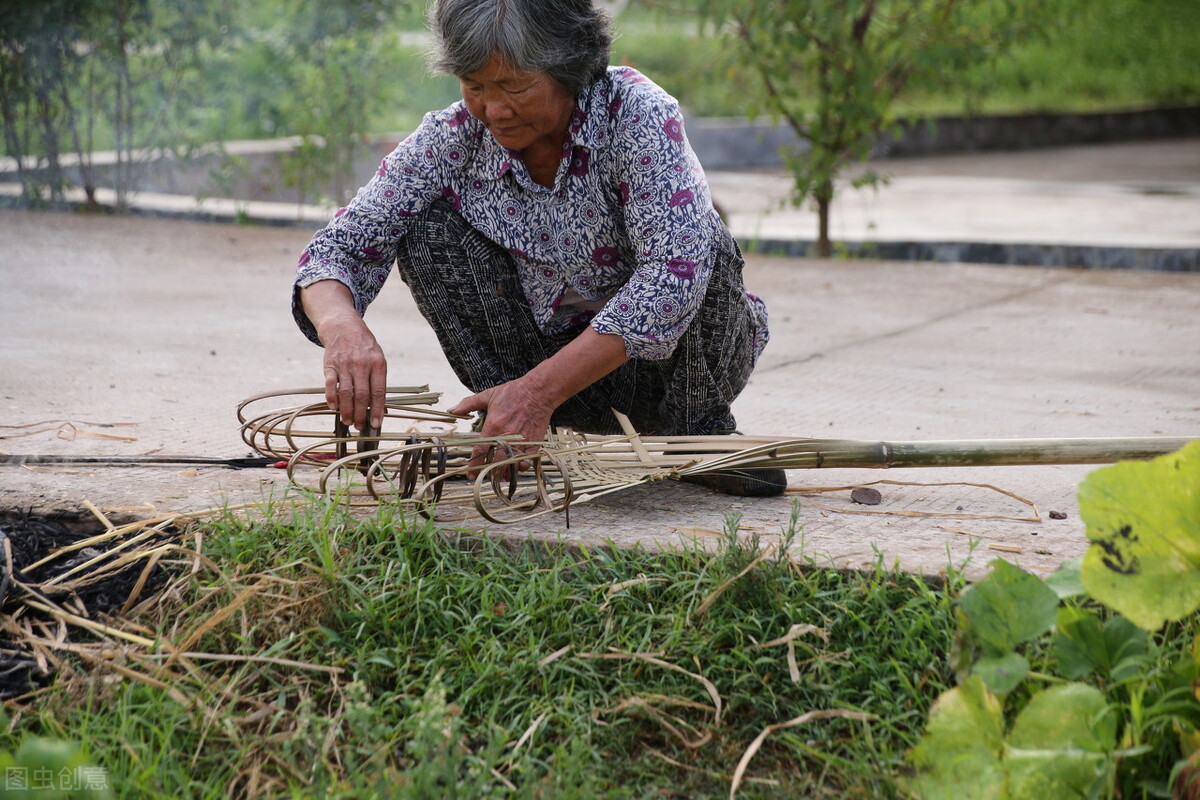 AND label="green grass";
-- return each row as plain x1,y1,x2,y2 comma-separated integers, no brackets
394,0,1200,123
204,0,1200,143
3,499,964,798
899,0,1200,115
5,493,1198,797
